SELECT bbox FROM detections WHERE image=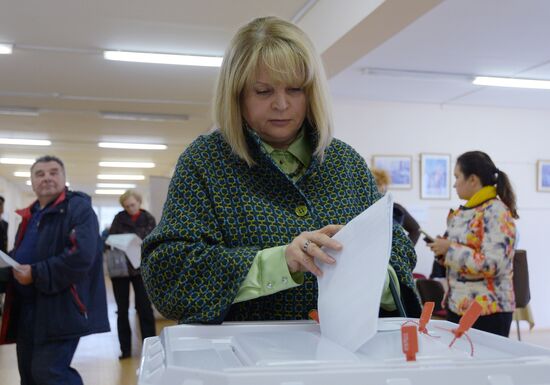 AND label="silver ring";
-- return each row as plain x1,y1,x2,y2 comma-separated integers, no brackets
303,240,312,253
